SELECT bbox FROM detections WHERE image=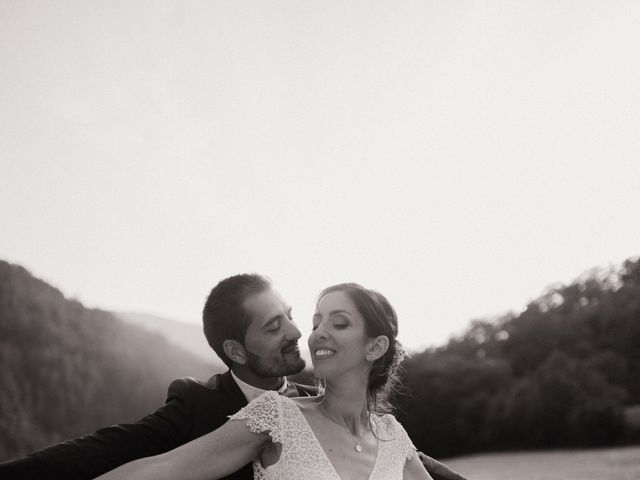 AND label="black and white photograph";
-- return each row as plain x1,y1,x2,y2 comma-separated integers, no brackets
1,2,639,479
